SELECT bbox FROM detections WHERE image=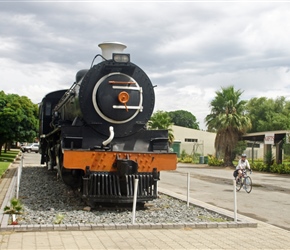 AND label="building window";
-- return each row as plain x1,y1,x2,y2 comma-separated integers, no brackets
247,142,260,148
185,138,198,142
